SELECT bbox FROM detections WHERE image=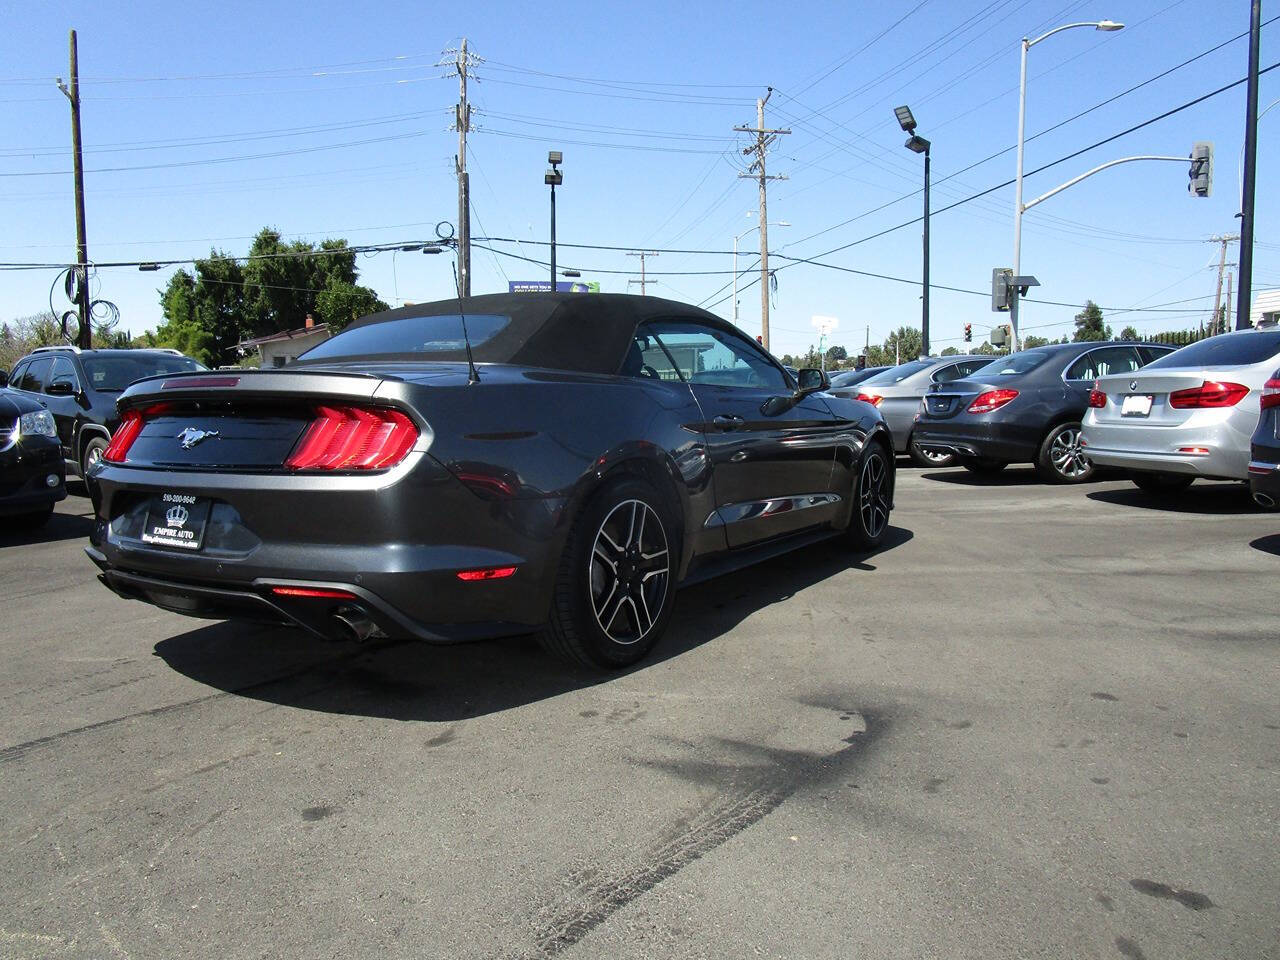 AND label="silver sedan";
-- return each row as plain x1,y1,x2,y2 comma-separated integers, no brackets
1081,328,1280,493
